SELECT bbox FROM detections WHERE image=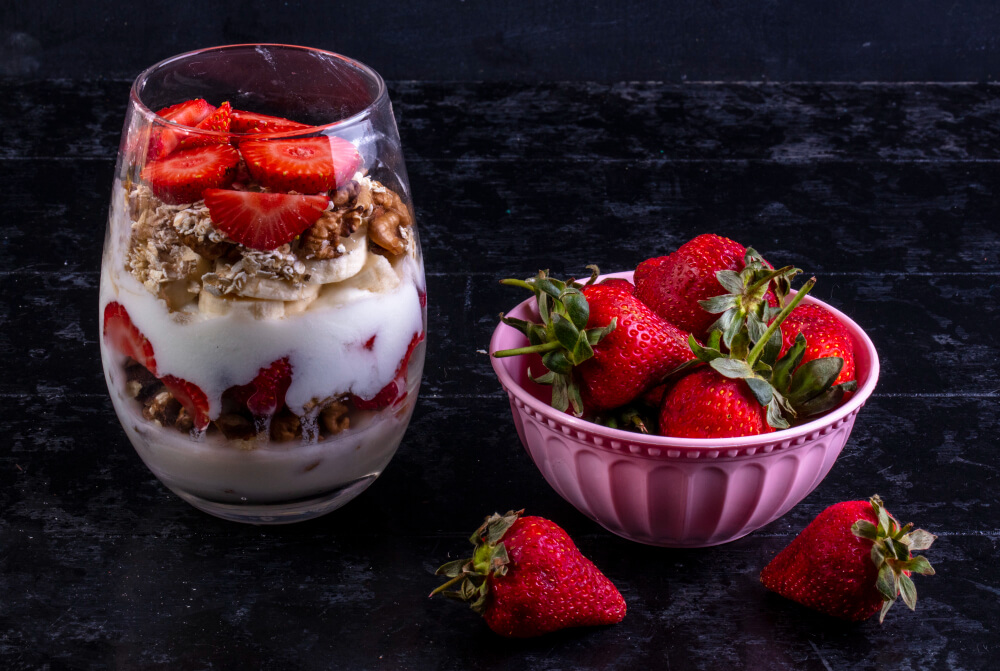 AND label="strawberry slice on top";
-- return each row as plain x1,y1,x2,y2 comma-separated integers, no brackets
140,144,240,204
229,109,313,135
148,98,216,159
203,188,329,251
103,302,157,375
174,101,233,151
239,136,361,193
